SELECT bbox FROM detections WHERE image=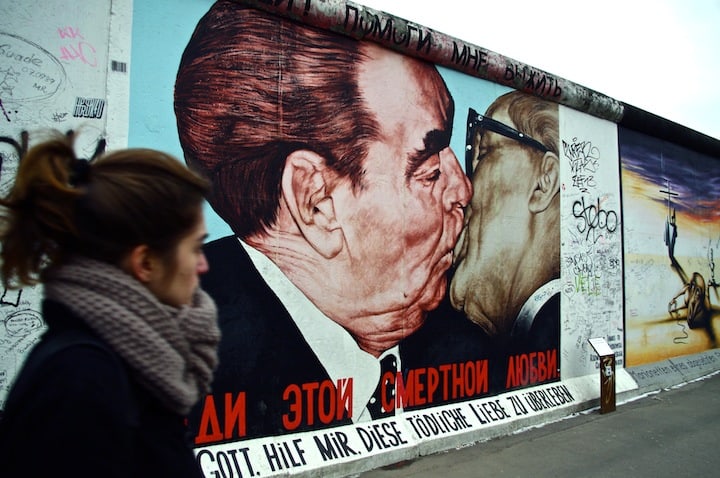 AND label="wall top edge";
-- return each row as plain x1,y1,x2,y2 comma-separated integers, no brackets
234,0,720,156
235,0,624,122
